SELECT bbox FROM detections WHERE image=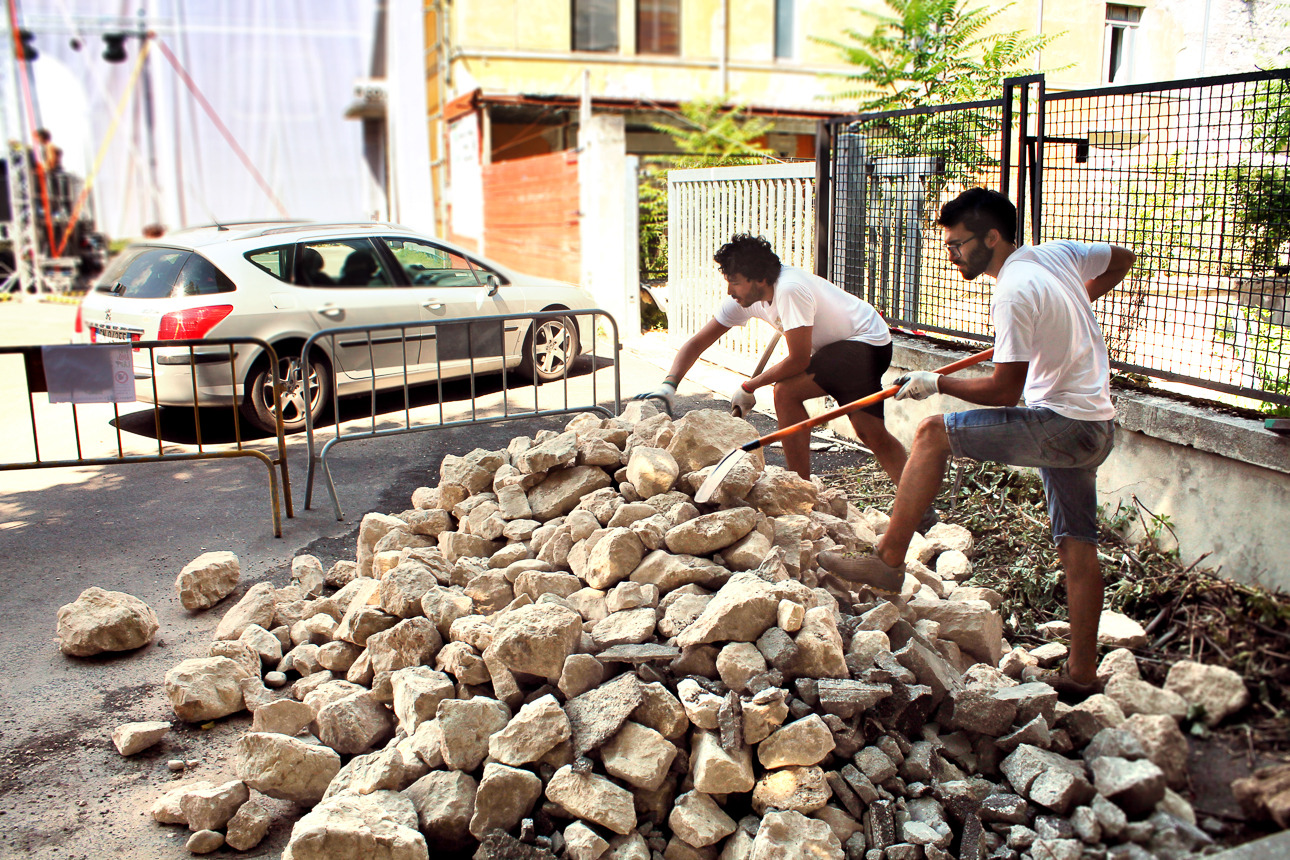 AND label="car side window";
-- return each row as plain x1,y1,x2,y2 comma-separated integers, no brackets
296,239,393,289
245,245,292,281
381,238,485,288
